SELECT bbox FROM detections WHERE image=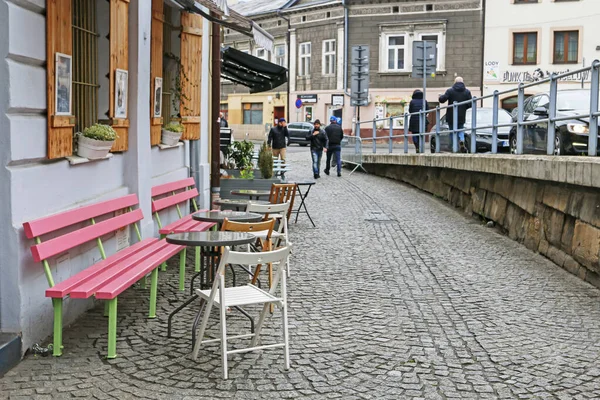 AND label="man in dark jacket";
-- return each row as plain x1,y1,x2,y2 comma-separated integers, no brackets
408,89,428,153
267,118,289,160
219,112,228,128
439,77,472,153
324,116,344,177
305,119,328,179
